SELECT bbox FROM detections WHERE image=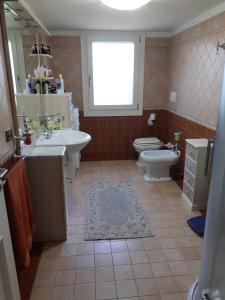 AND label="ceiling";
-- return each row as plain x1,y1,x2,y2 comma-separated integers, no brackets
23,0,225,32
